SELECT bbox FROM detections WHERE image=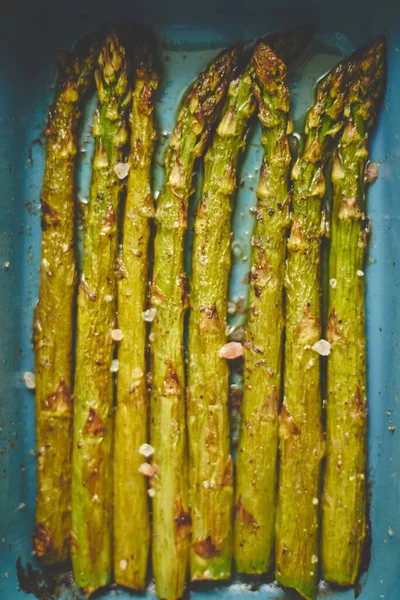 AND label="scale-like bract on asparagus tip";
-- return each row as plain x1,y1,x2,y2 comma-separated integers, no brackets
350,36,386,127
95,32,130,104
251,42,291,114
188,45,239,122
